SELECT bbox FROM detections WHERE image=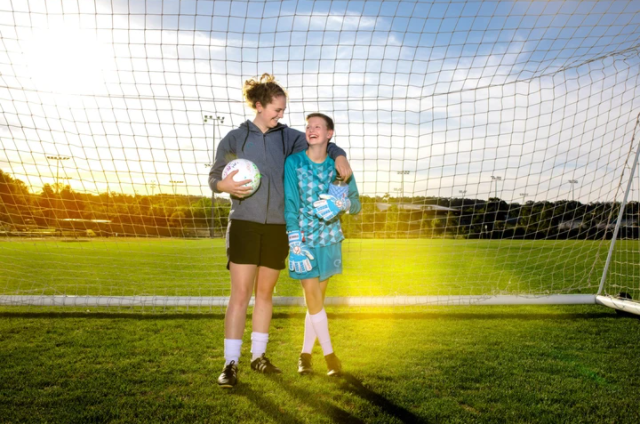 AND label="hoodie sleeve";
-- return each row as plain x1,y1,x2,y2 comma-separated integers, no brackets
288,127,346,159
283,156,301,232
326,142,347,161
208,132,236,194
